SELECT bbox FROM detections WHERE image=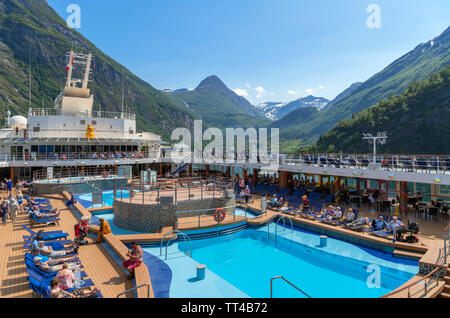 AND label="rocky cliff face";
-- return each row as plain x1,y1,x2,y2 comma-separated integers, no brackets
0,0,196,138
